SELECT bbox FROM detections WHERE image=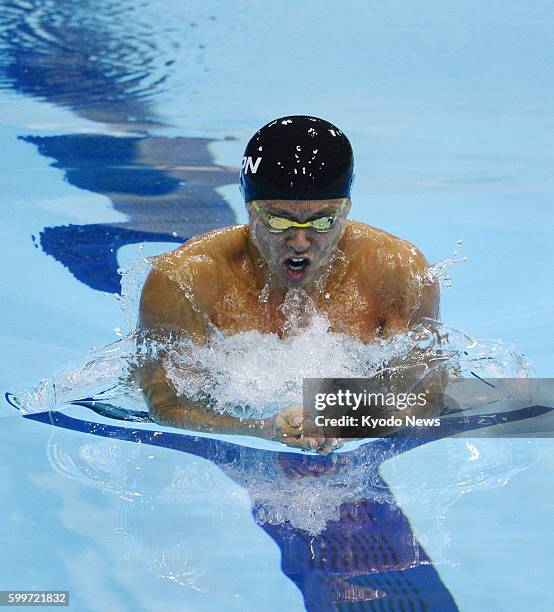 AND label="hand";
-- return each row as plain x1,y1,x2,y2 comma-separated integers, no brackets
270,404,343,454
275,452,350,480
